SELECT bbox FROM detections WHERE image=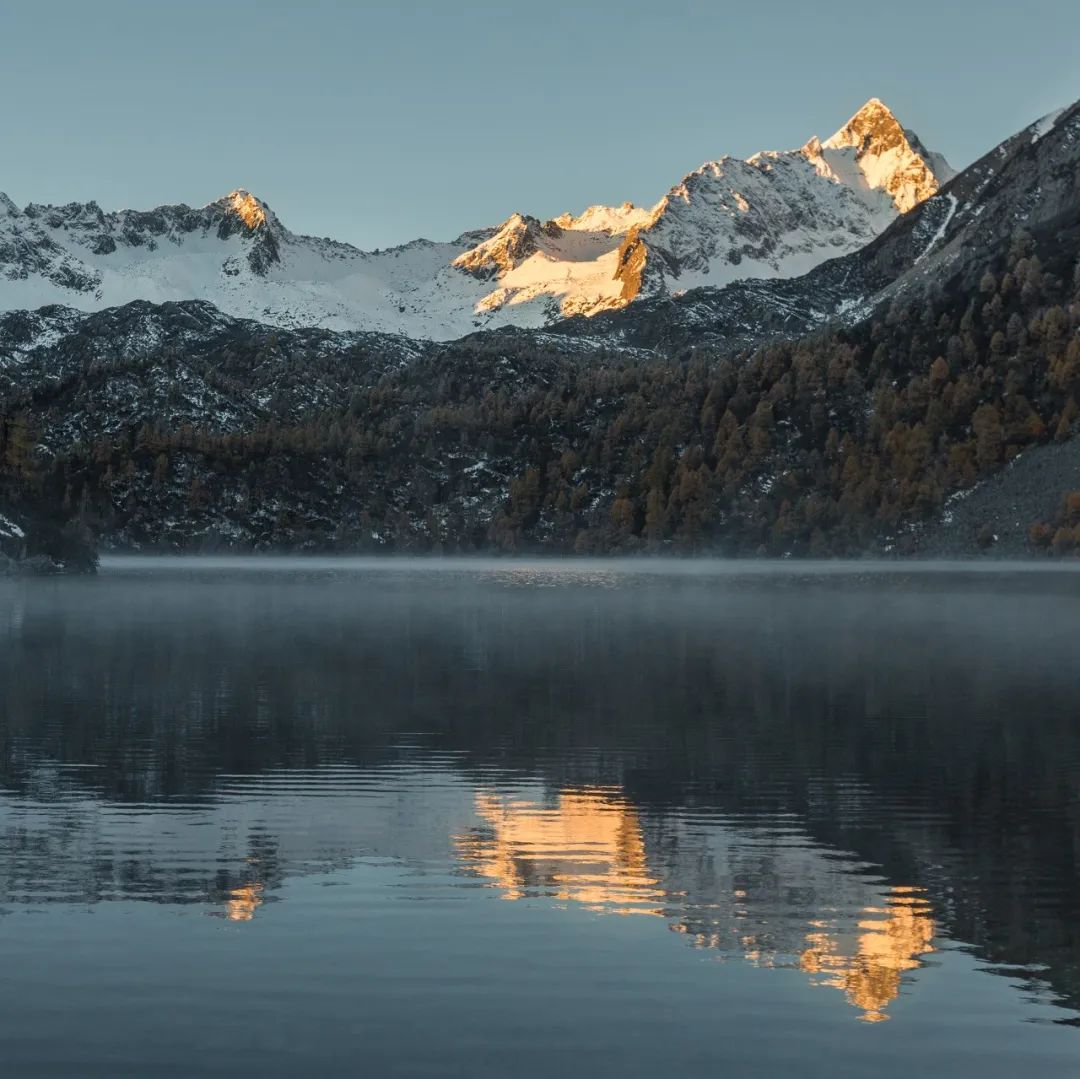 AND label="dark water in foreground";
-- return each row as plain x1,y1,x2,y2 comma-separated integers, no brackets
1,560,1079,1077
